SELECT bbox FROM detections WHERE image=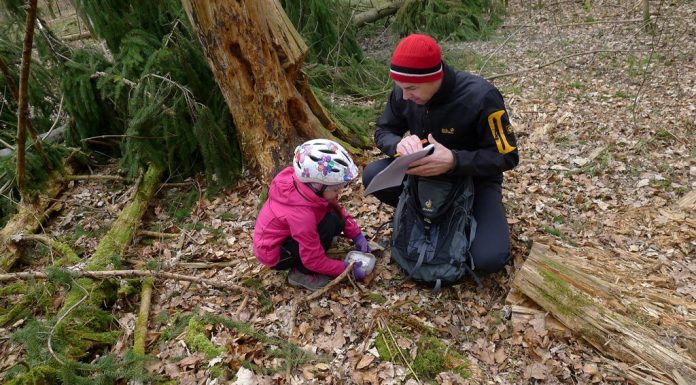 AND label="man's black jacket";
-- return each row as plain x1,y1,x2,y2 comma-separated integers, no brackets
374,63,519,184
